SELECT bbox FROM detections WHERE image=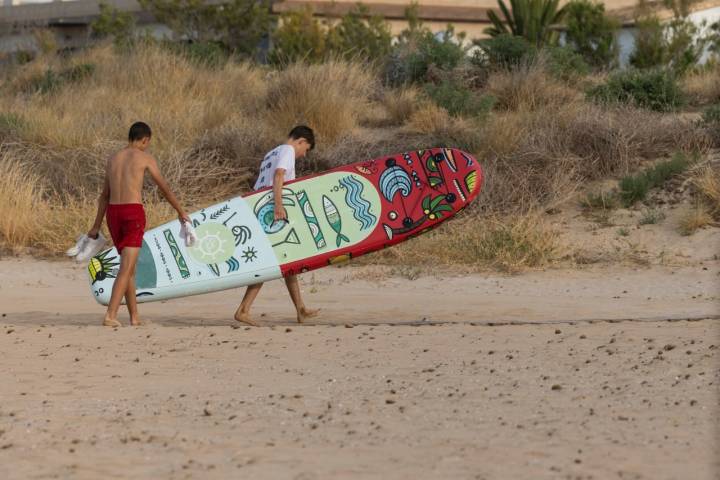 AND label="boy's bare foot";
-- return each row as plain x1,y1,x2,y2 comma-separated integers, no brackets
297,307,320,324
234,310,260,327
103,316,121,327
130,317,145,326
